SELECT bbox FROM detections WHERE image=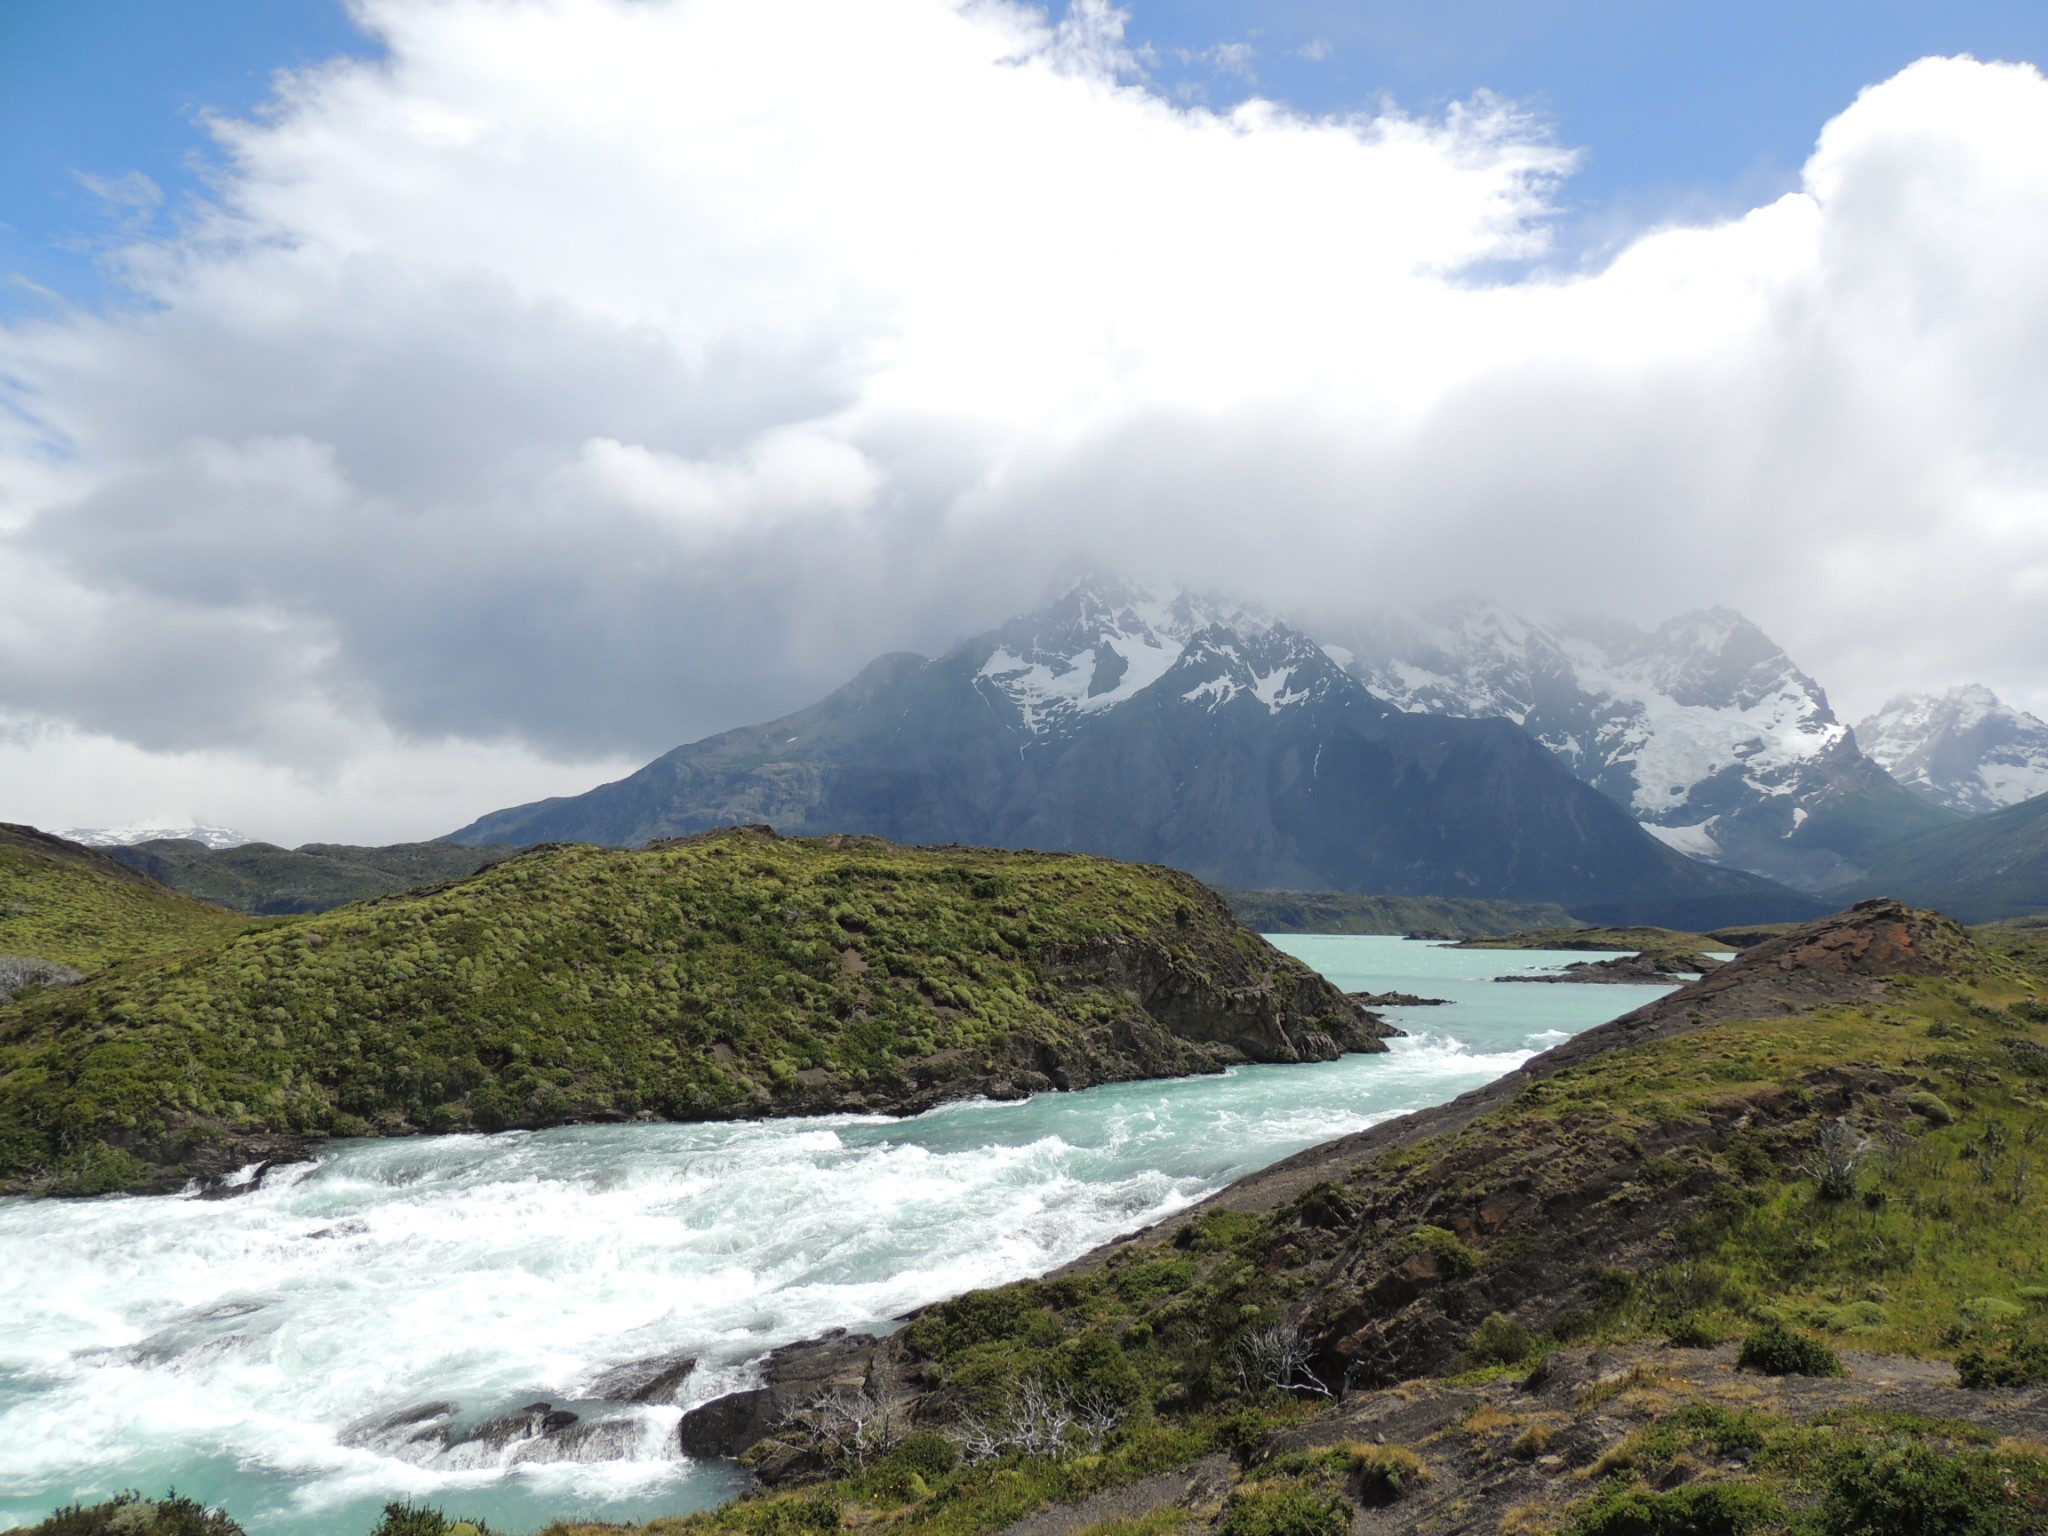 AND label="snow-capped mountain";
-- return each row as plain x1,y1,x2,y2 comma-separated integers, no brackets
1324,602,1954,893
56,820,250,850
1855,686,2048,814
453,578,1814,927
973,579,1285,735
975,580,1344,733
